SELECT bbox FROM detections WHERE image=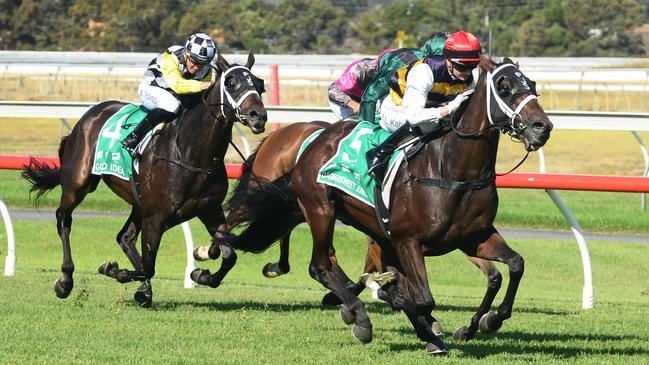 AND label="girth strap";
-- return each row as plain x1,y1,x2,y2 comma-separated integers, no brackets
408,171,495,190
153,153,222,174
